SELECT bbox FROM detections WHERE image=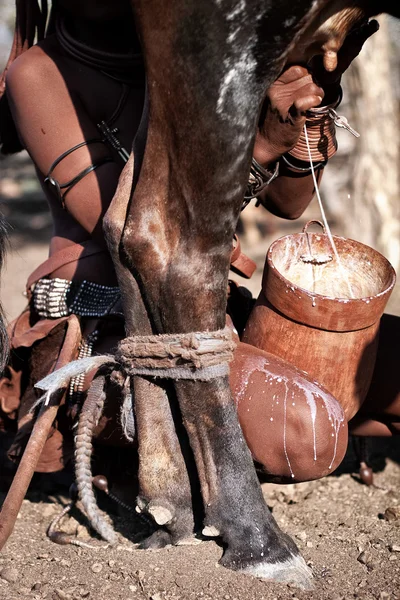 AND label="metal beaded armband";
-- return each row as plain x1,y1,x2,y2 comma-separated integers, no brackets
282,154,327,173
244,158,279,203
44,139,113,209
